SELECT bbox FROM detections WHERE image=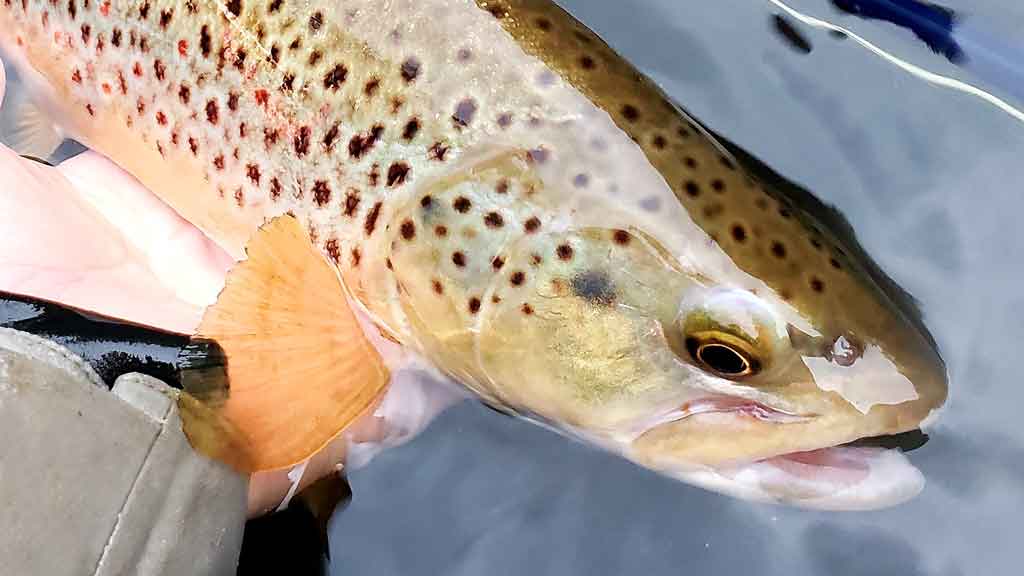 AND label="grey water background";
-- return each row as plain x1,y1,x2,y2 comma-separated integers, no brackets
326,1,1024,575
